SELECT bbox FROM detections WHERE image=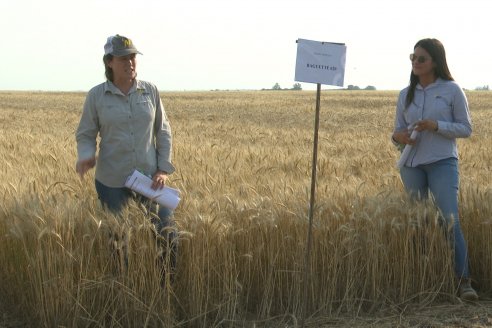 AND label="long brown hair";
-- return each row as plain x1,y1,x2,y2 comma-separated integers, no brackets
103,54,114,82
405,38,454,108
